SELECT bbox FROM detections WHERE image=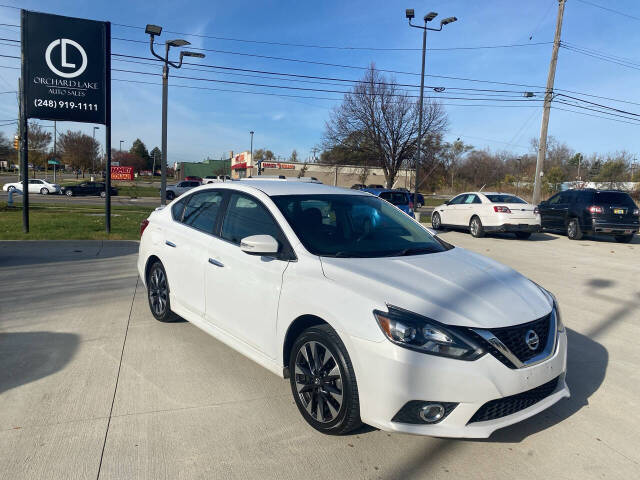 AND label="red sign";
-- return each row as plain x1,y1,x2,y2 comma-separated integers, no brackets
111,166,134,180
261,162,295,170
